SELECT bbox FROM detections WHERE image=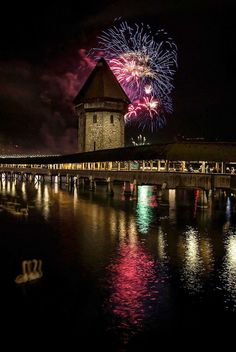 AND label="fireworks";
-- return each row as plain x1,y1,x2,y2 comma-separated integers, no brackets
91,20,177,130
130,134,150,146
124,104,141,120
